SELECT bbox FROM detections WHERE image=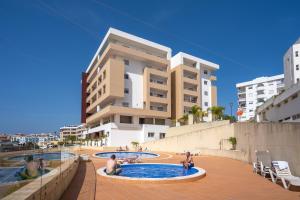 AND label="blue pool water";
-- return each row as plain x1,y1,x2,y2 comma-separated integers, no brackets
95,152,159,159
118,164,198,178
7,152,75,161
0,167,22,184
